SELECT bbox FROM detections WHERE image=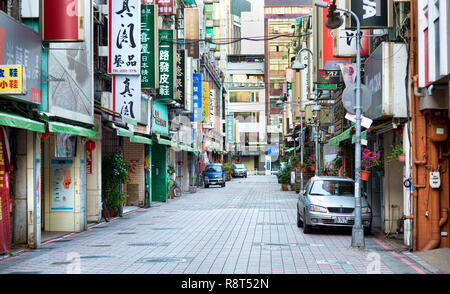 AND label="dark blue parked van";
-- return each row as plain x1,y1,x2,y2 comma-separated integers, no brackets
203,164,226,188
